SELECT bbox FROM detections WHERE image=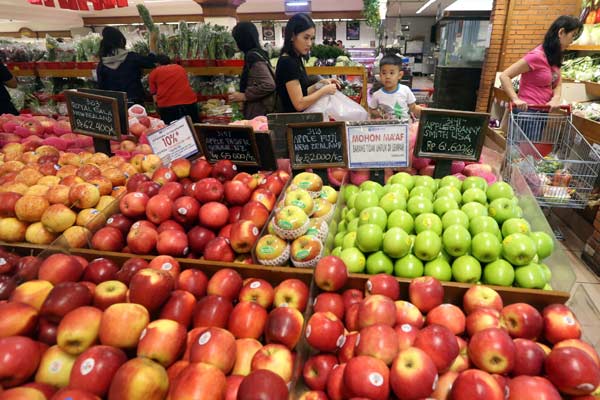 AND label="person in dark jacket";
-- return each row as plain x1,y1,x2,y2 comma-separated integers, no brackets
229,22,276,119
0,62,18,115
96,27,157,107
